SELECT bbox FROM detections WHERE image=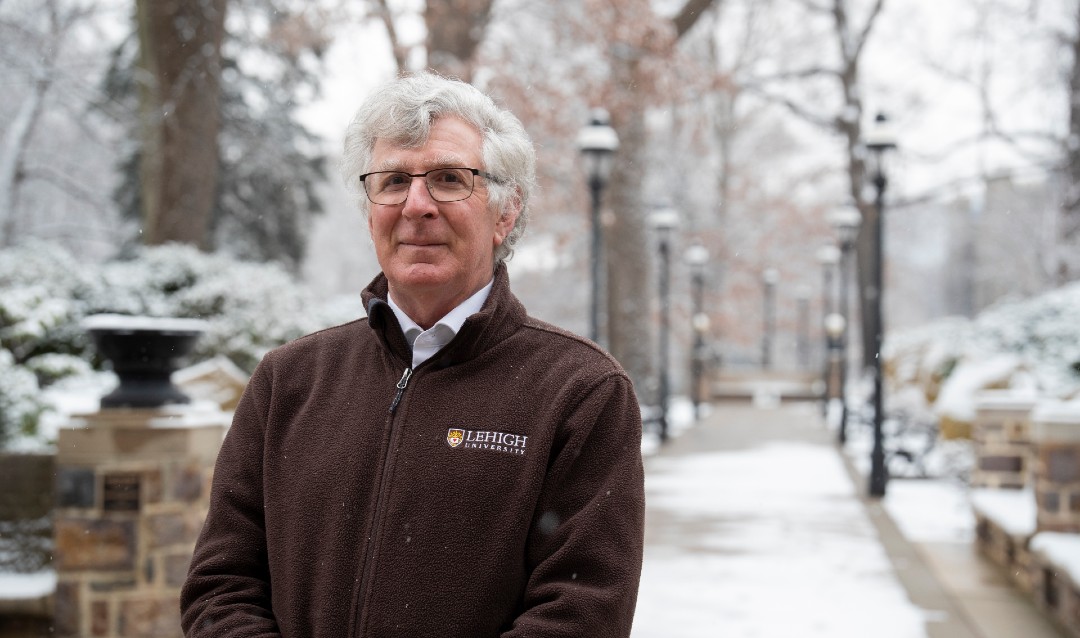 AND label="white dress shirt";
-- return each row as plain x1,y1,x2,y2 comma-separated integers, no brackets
386,279,494,368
